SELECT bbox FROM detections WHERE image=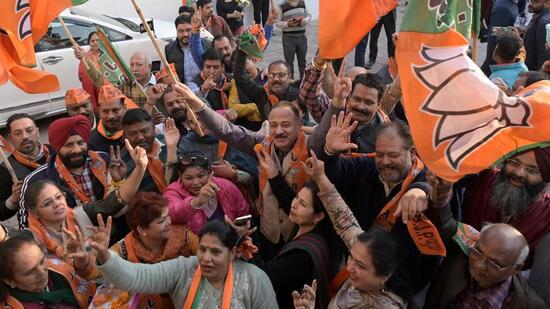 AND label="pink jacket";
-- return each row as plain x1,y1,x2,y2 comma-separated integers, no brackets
163,177,250,234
